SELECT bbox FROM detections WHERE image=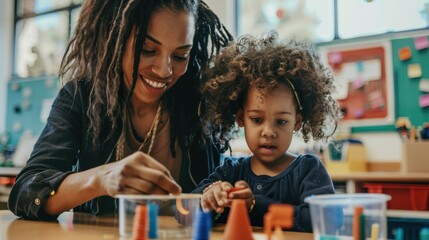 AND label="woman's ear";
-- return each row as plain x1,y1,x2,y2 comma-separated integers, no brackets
294,112,303,132
236,108,244,127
